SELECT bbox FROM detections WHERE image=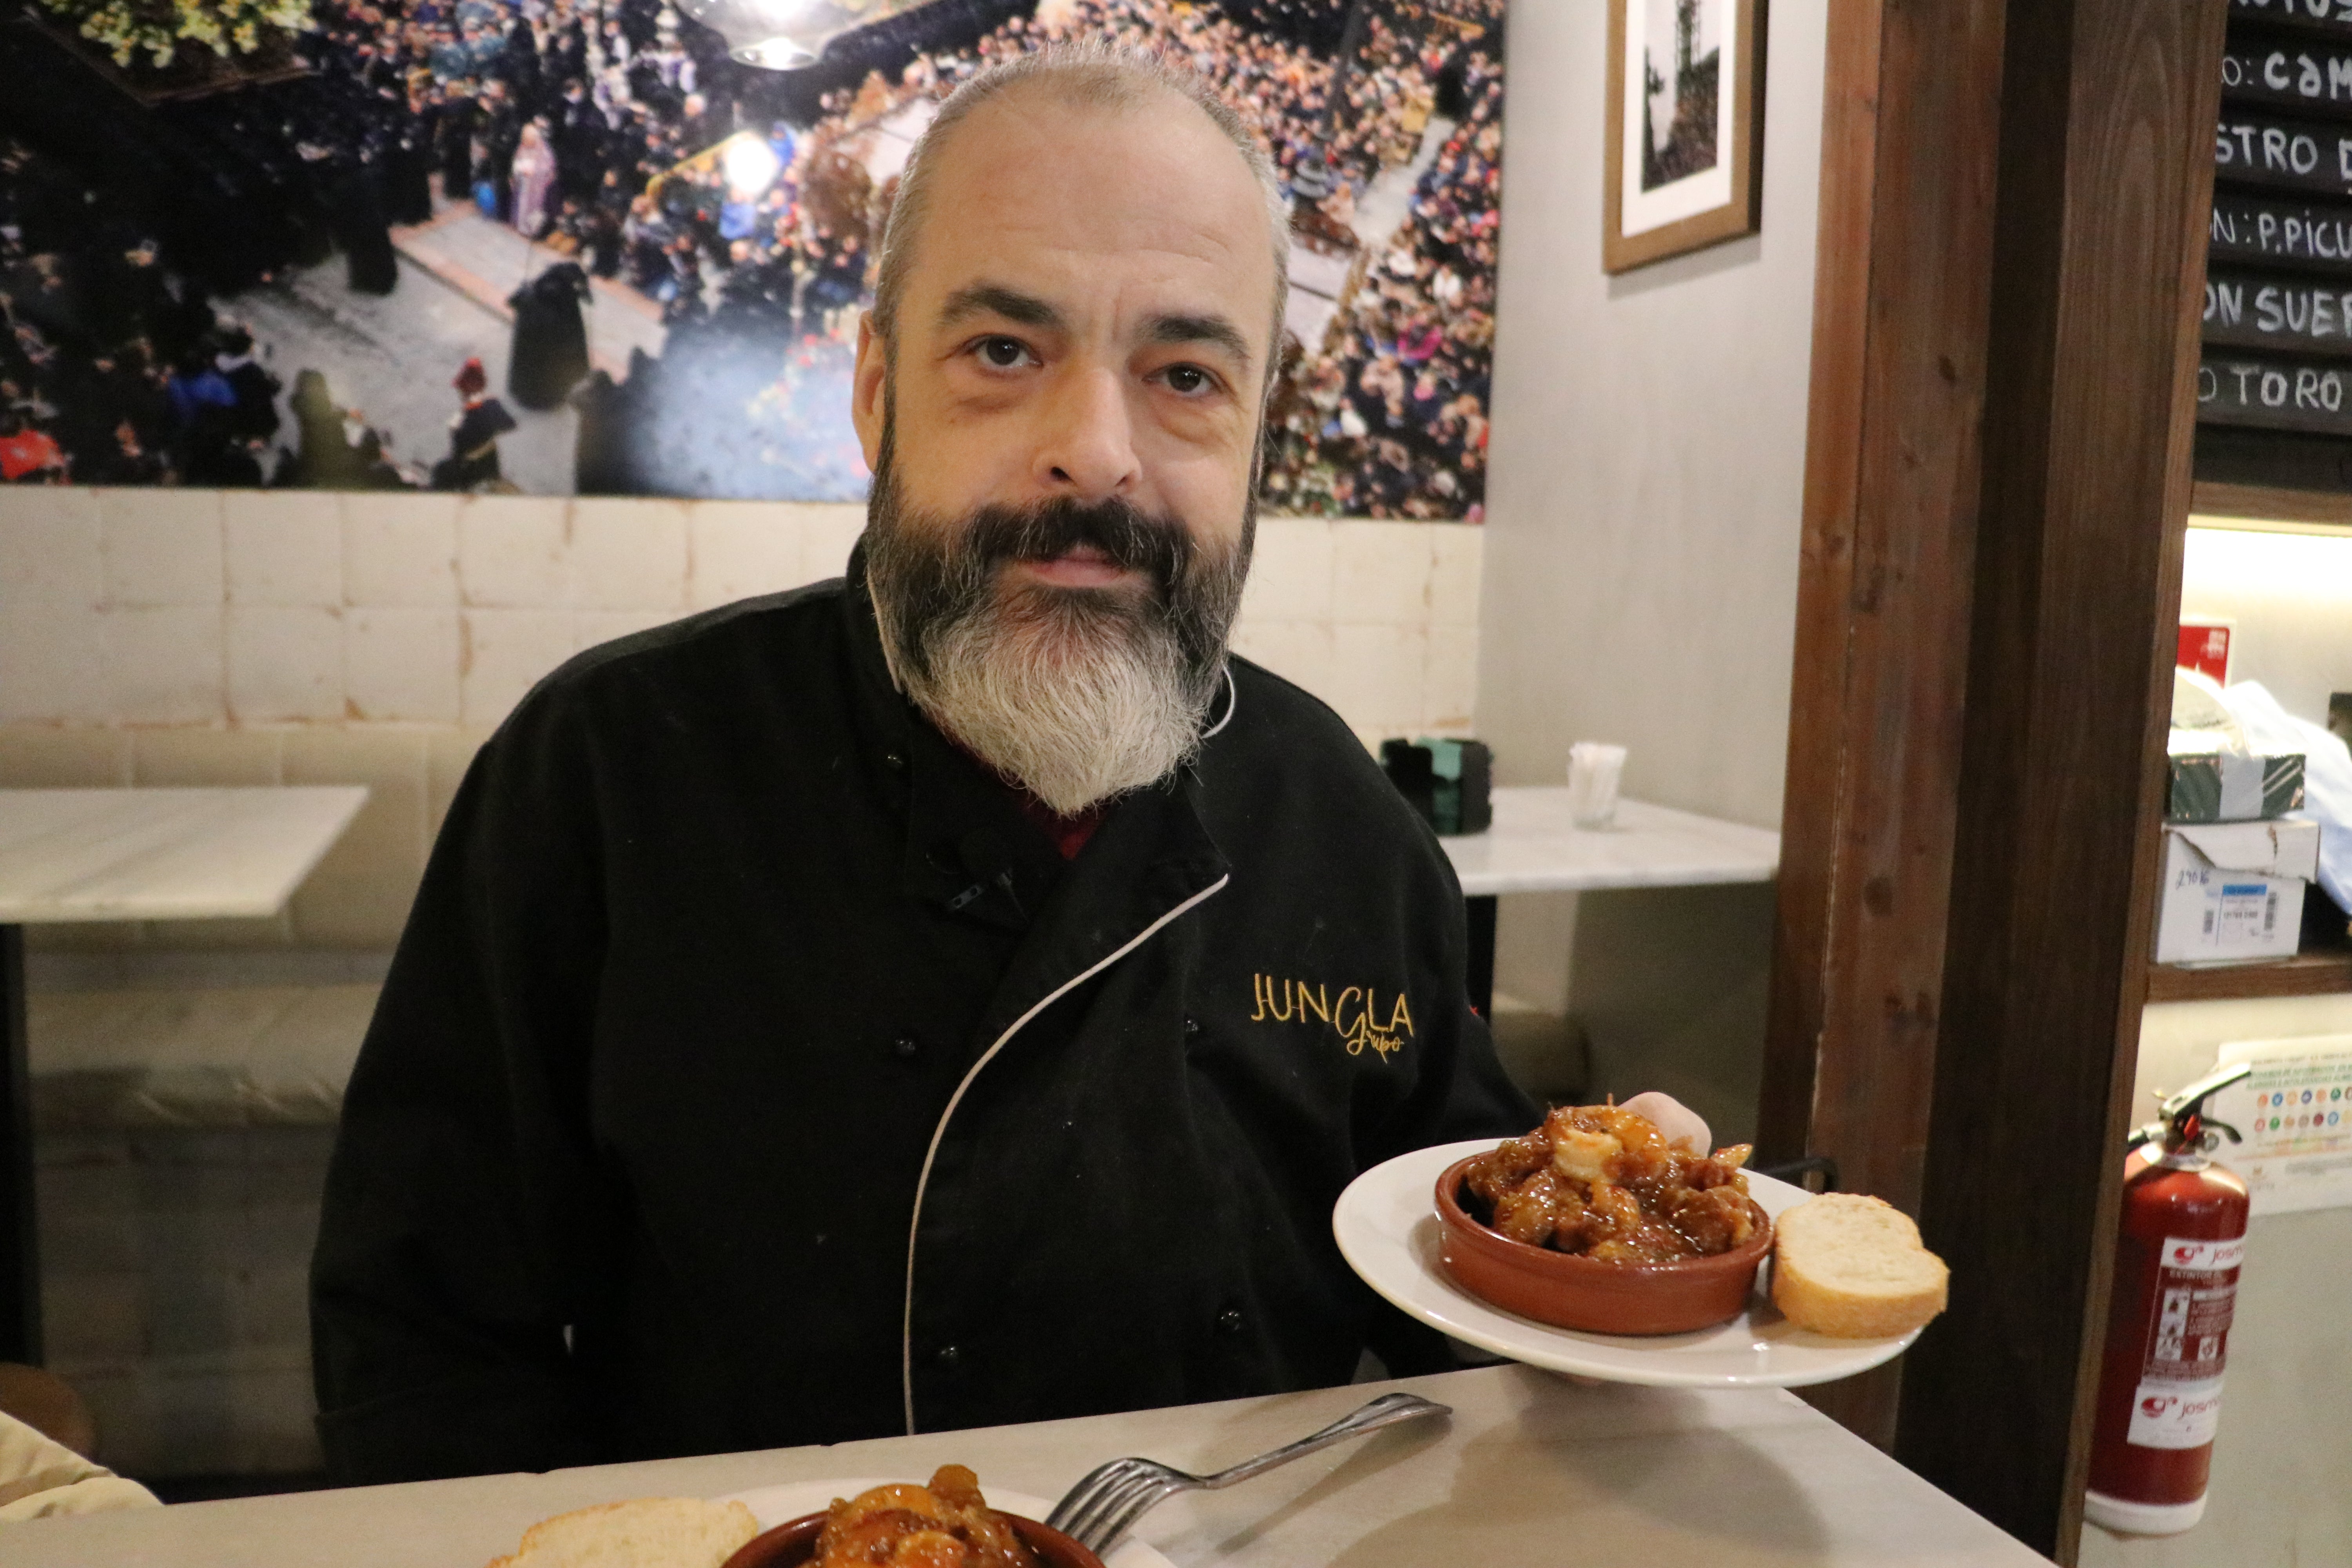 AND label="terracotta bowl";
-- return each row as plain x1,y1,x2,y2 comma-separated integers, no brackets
1434,1156,1774,1335
720,1510,1105,1568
